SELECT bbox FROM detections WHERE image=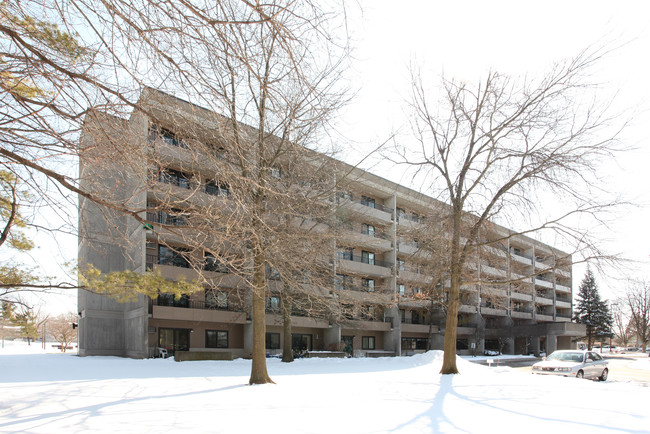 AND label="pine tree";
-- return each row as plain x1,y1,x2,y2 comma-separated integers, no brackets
573,269,613,350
